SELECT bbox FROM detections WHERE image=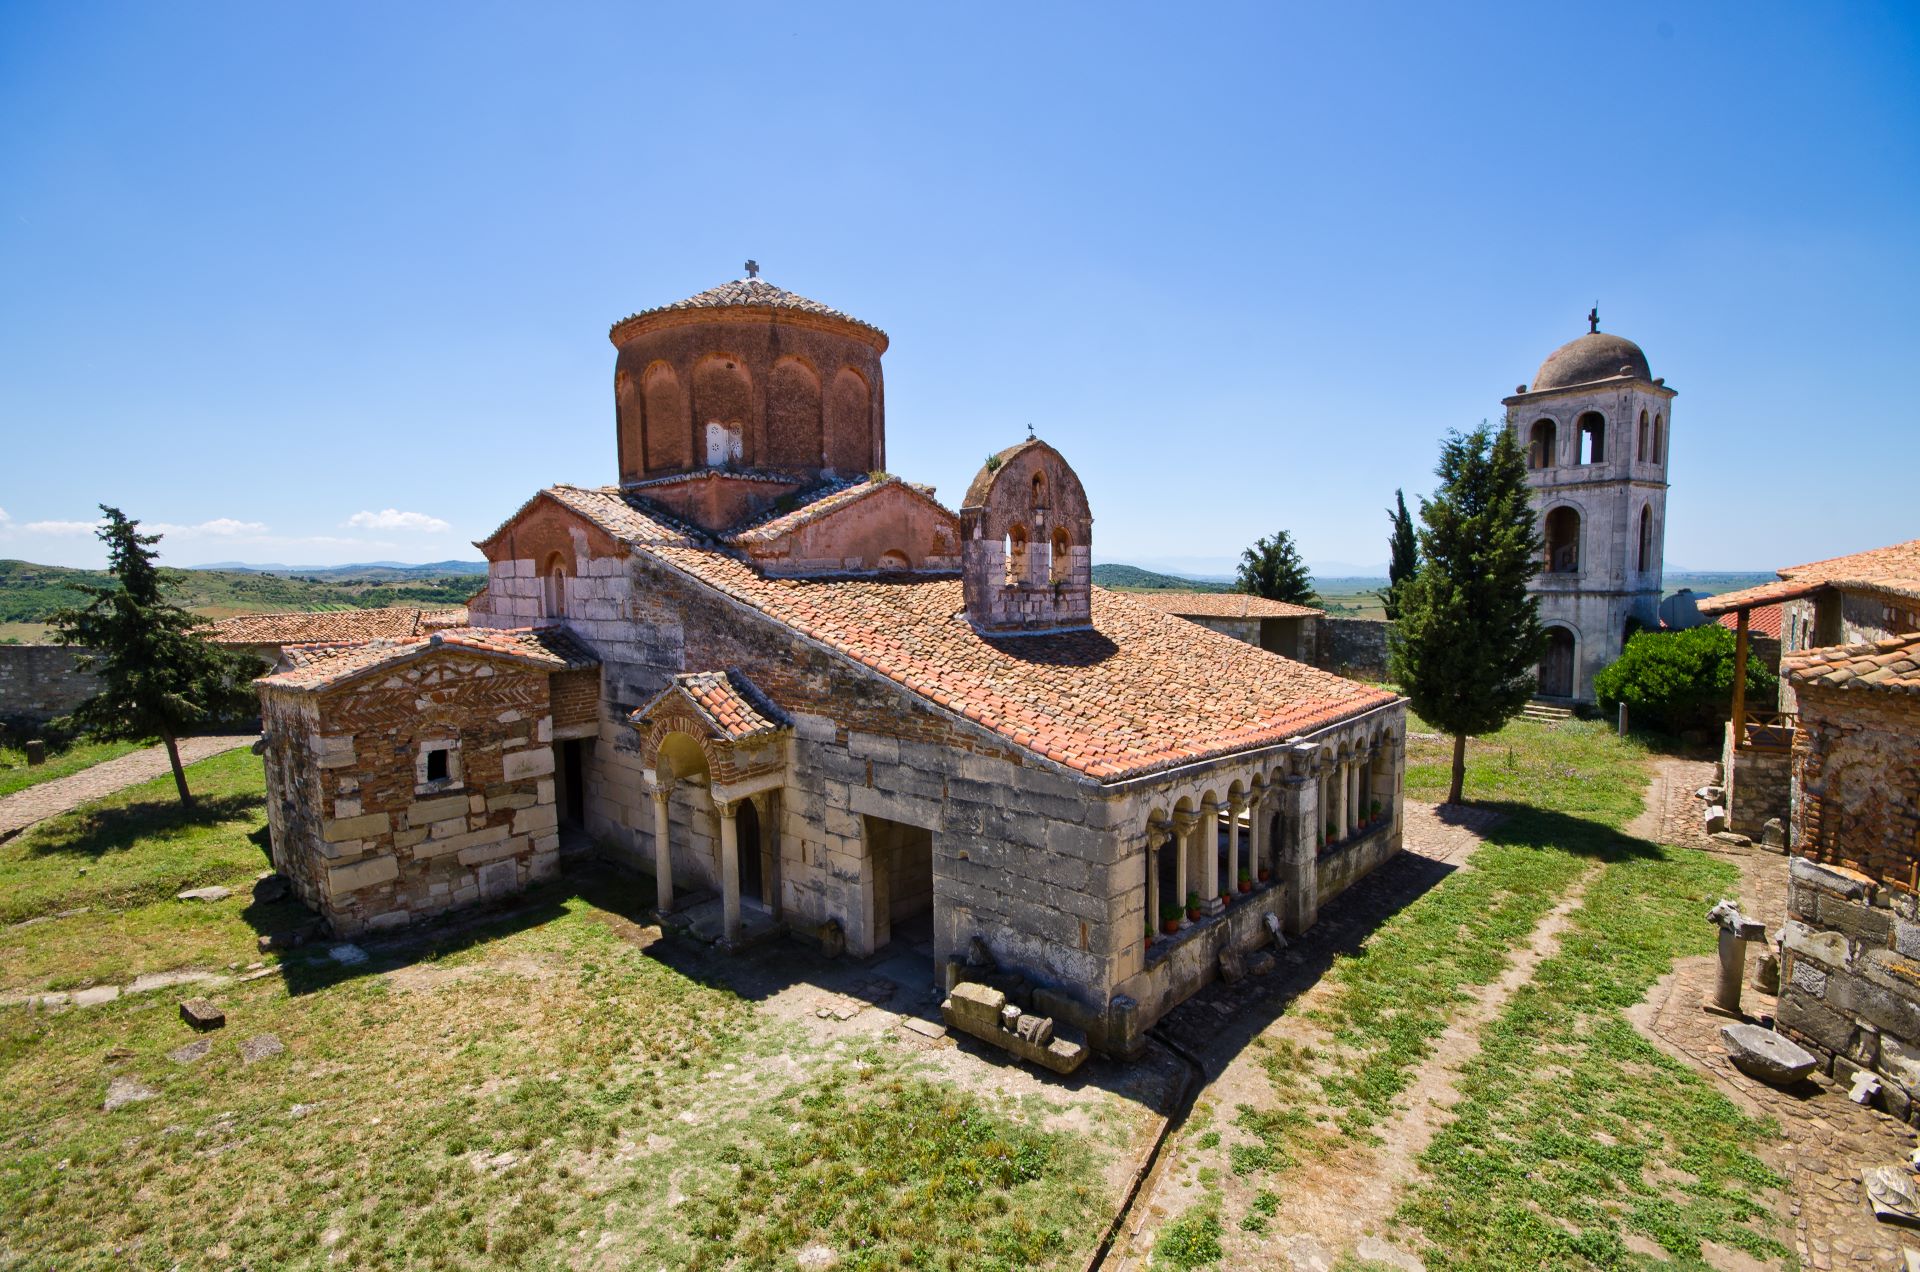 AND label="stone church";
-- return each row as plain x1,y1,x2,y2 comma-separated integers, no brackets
1505,314,1674,702
255,270,1408,1055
